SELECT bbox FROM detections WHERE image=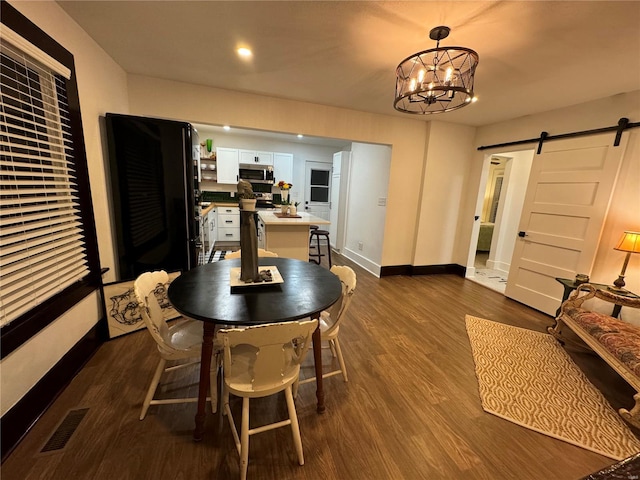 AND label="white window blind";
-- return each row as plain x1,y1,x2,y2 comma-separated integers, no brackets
0,37,89,327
